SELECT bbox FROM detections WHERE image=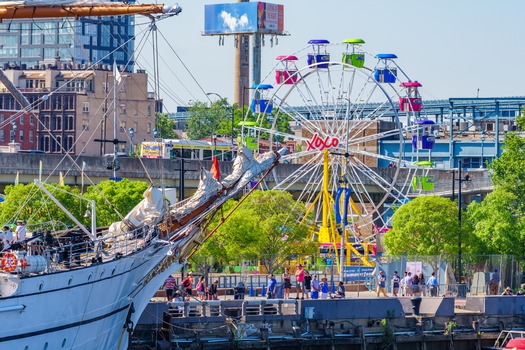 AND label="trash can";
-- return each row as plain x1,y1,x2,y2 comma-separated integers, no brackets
411,296,422,316
457,284,467,298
